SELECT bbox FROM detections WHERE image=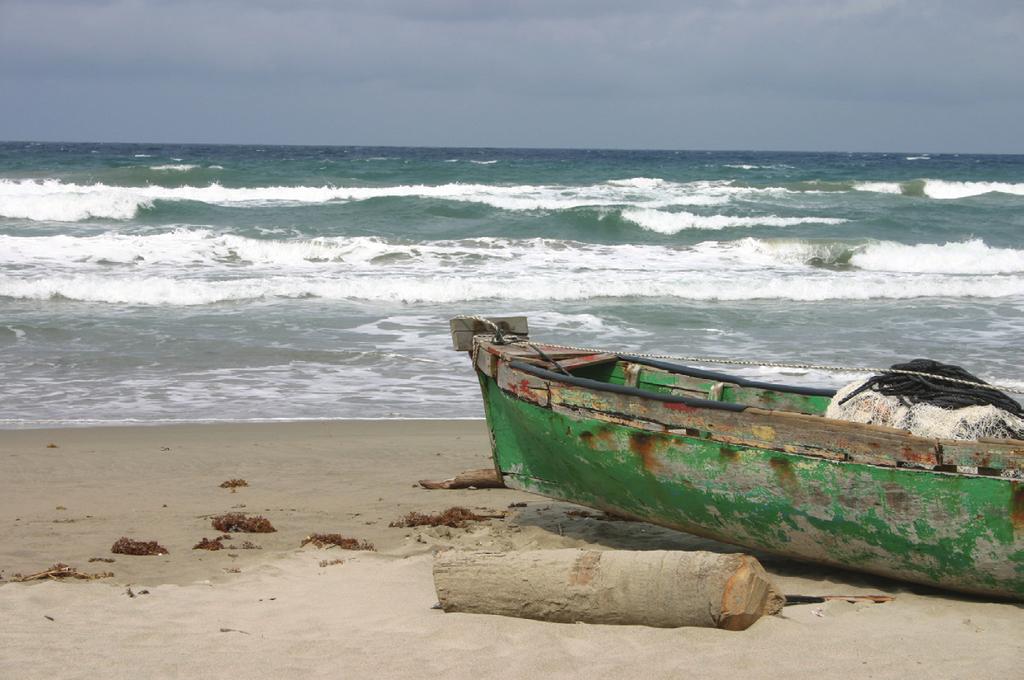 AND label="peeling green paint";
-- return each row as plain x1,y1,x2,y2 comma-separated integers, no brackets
479,373,1024,599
